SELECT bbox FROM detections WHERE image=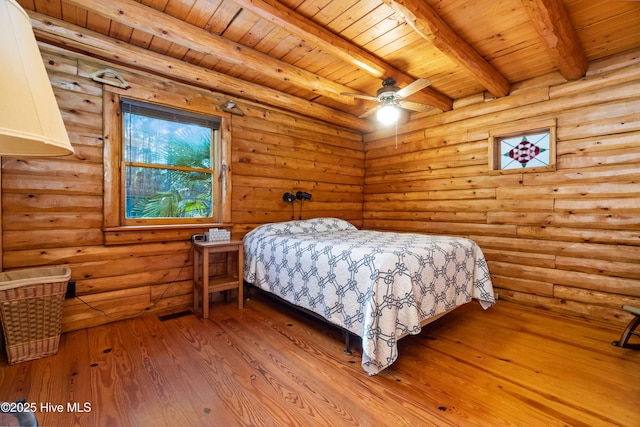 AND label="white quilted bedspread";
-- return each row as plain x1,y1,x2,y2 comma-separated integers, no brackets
243,218,494,375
